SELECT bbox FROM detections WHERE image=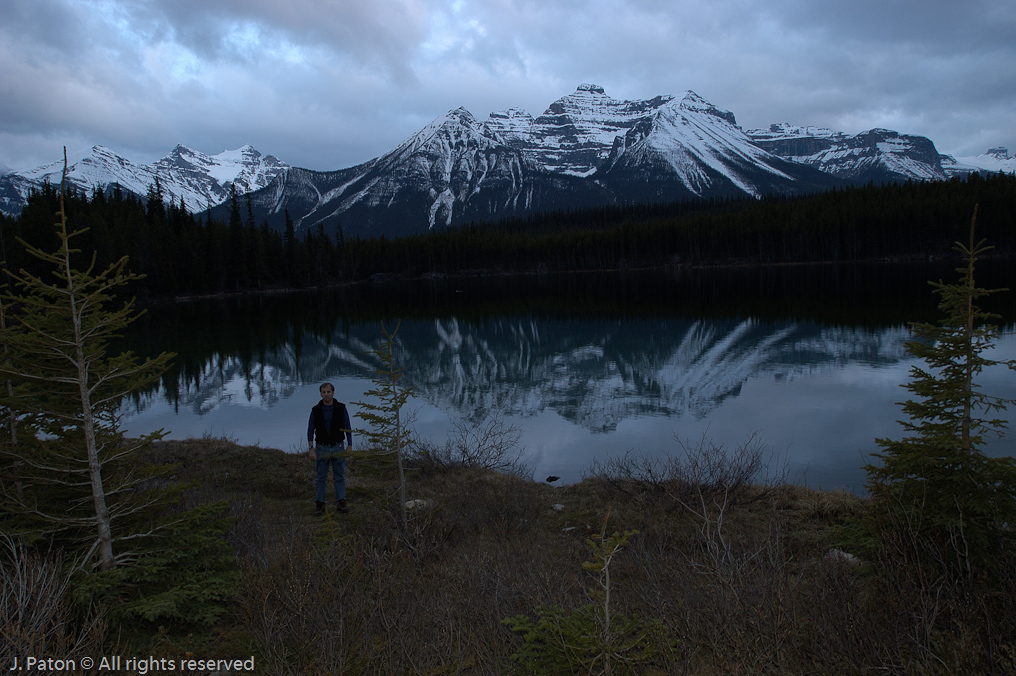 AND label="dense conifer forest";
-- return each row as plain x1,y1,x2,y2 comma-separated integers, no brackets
1,172,1013,300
